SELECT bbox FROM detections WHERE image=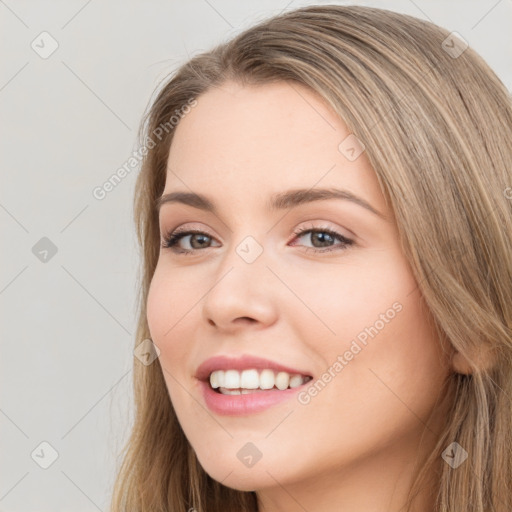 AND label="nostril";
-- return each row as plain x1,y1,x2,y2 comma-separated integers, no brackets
235,317,256,324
